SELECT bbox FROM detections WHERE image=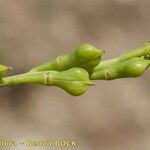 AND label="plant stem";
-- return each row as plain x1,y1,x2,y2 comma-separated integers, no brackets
0,72,49,87
118,42,150,61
